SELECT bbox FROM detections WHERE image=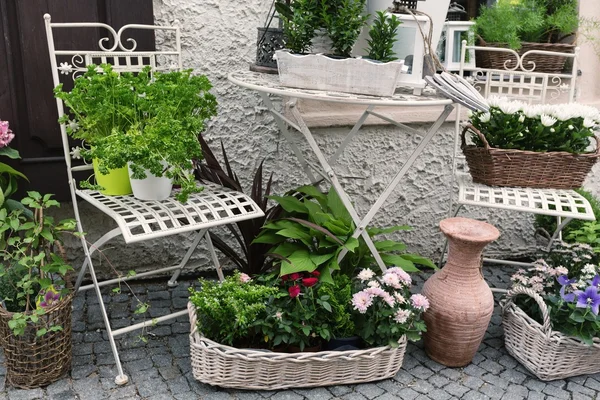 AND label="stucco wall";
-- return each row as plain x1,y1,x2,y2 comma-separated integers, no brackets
56,0,600,280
